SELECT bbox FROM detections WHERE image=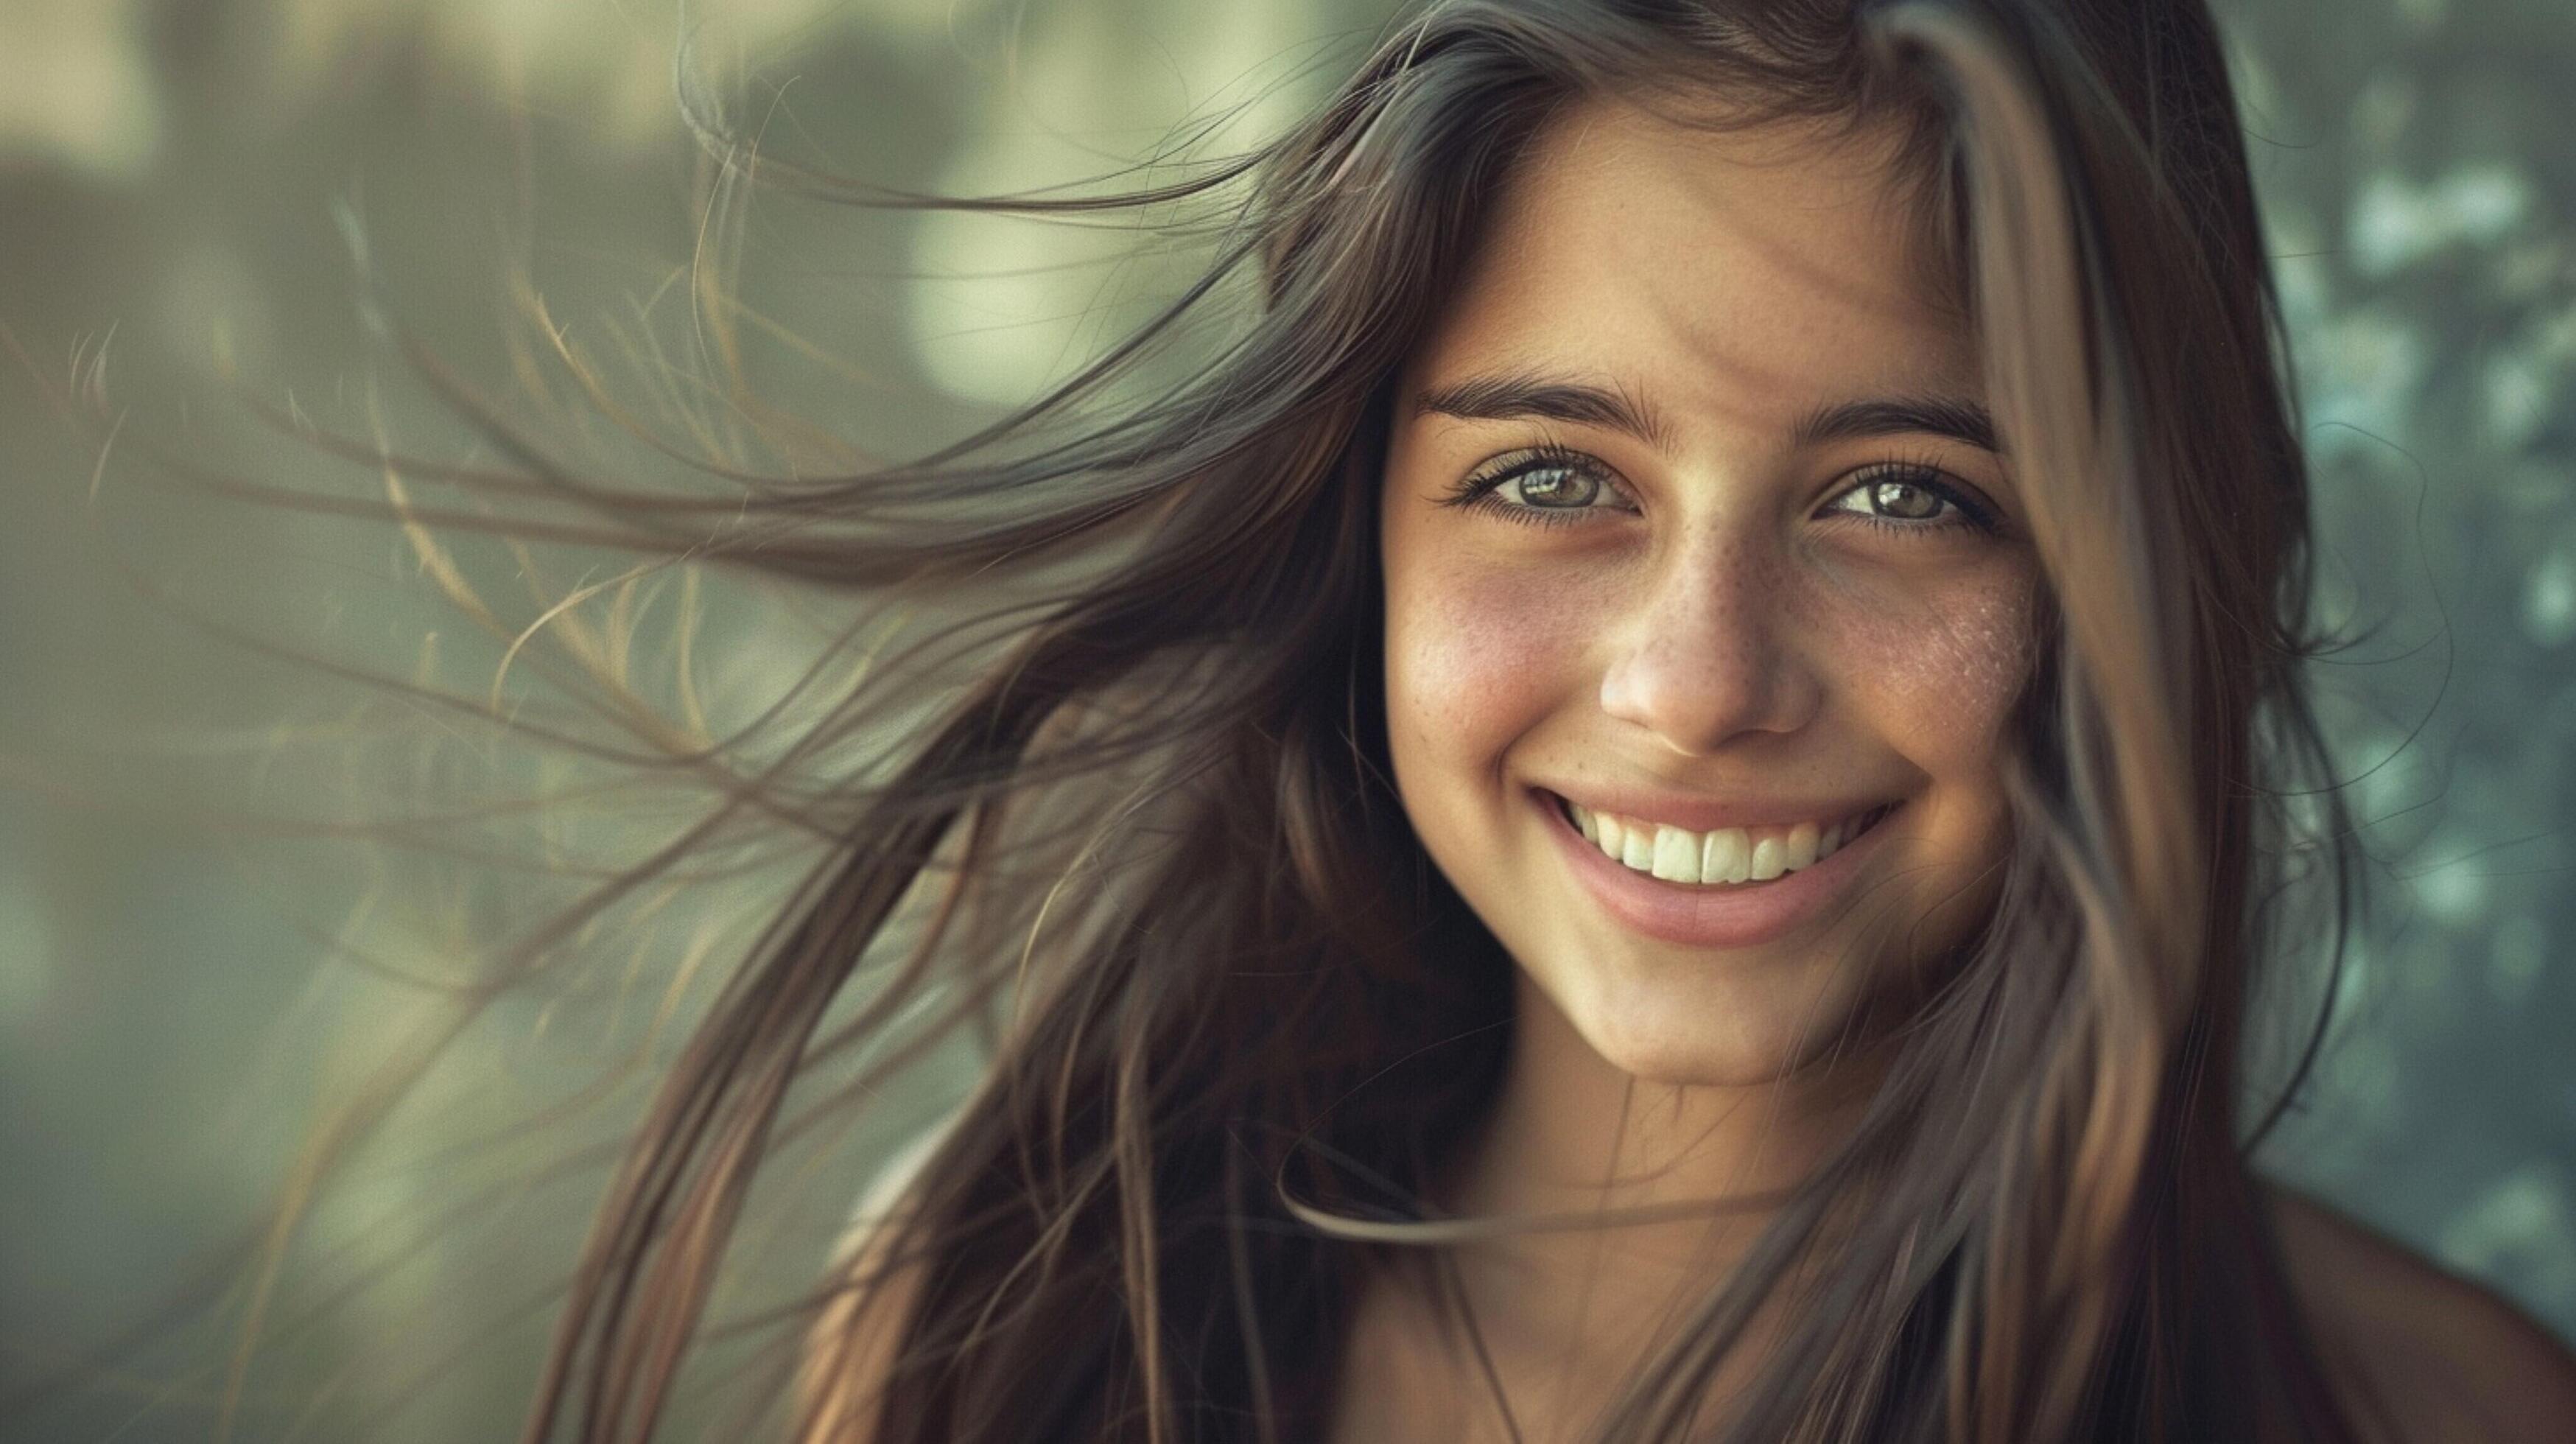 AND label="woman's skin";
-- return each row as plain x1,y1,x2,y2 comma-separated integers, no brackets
1346,97,2576,1443
1361,97,2028,1442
